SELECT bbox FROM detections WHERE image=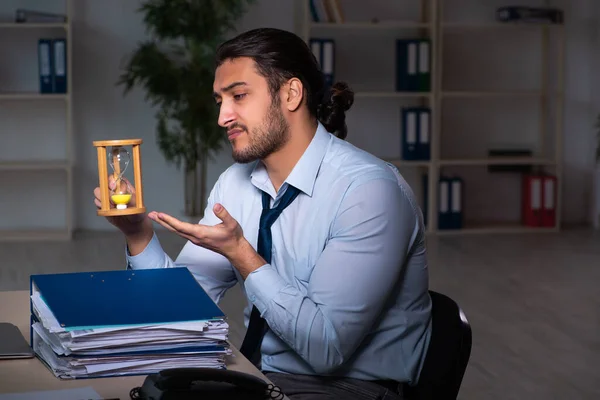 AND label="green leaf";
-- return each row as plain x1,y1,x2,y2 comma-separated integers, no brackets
117,0,256,171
